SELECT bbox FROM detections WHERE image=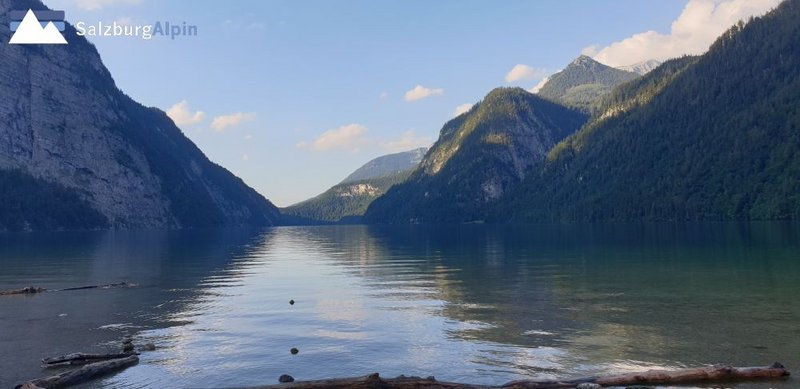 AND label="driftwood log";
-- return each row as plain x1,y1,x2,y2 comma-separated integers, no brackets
0,286,46,295
249,363,790,388
1,282,135,297
17,355,139,389
57,281,134,291
41,352,137,367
